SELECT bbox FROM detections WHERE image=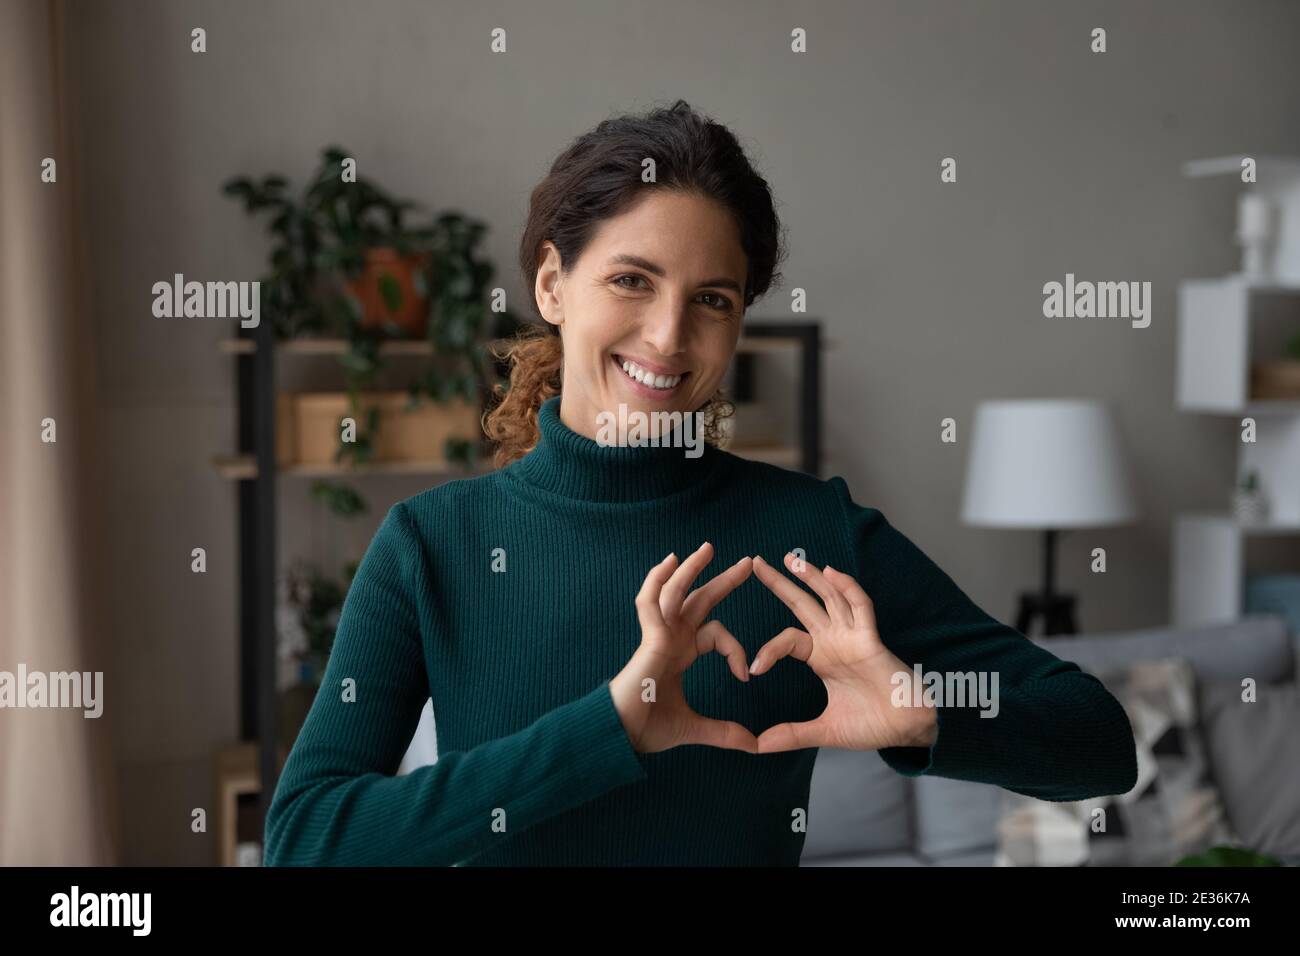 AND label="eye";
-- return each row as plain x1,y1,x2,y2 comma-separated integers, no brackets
613,275,733,313
699,292,734,312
